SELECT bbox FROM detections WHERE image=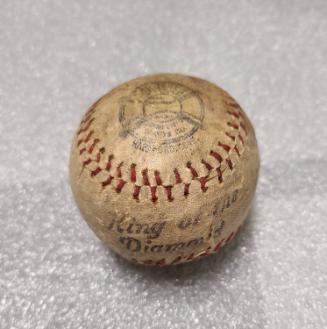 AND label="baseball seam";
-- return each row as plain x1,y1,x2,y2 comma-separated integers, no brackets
130,221,244,266
76,96,248,202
